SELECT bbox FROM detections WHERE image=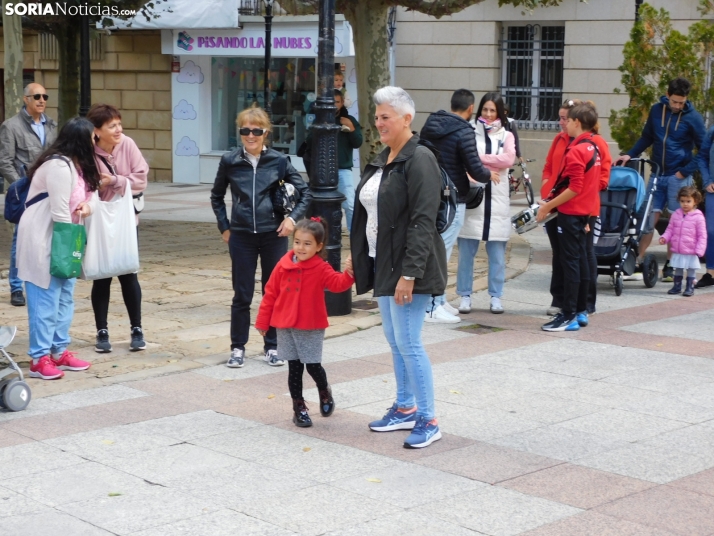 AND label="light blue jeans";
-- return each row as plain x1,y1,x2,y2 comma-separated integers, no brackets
26,276,76,360
432,203,465,308
378,293,435,420
338,168,355,231
10,225,23,293
457,238,507,298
